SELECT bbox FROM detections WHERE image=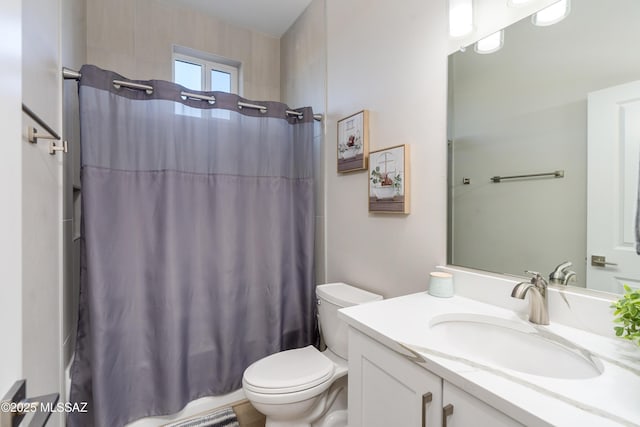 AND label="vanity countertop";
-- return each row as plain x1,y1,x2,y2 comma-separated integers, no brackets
339,292,640,427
